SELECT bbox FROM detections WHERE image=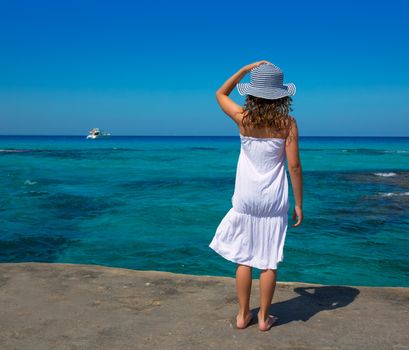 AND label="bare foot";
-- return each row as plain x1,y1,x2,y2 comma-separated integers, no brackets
236,312,253,329
257,311,277,331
